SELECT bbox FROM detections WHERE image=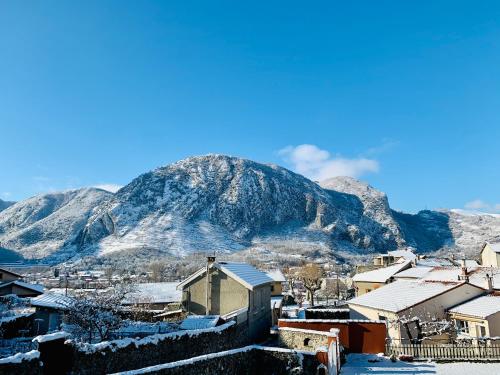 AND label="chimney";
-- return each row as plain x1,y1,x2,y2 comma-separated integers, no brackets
459,258,469,282
205,256,215,315
485,273,494,292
